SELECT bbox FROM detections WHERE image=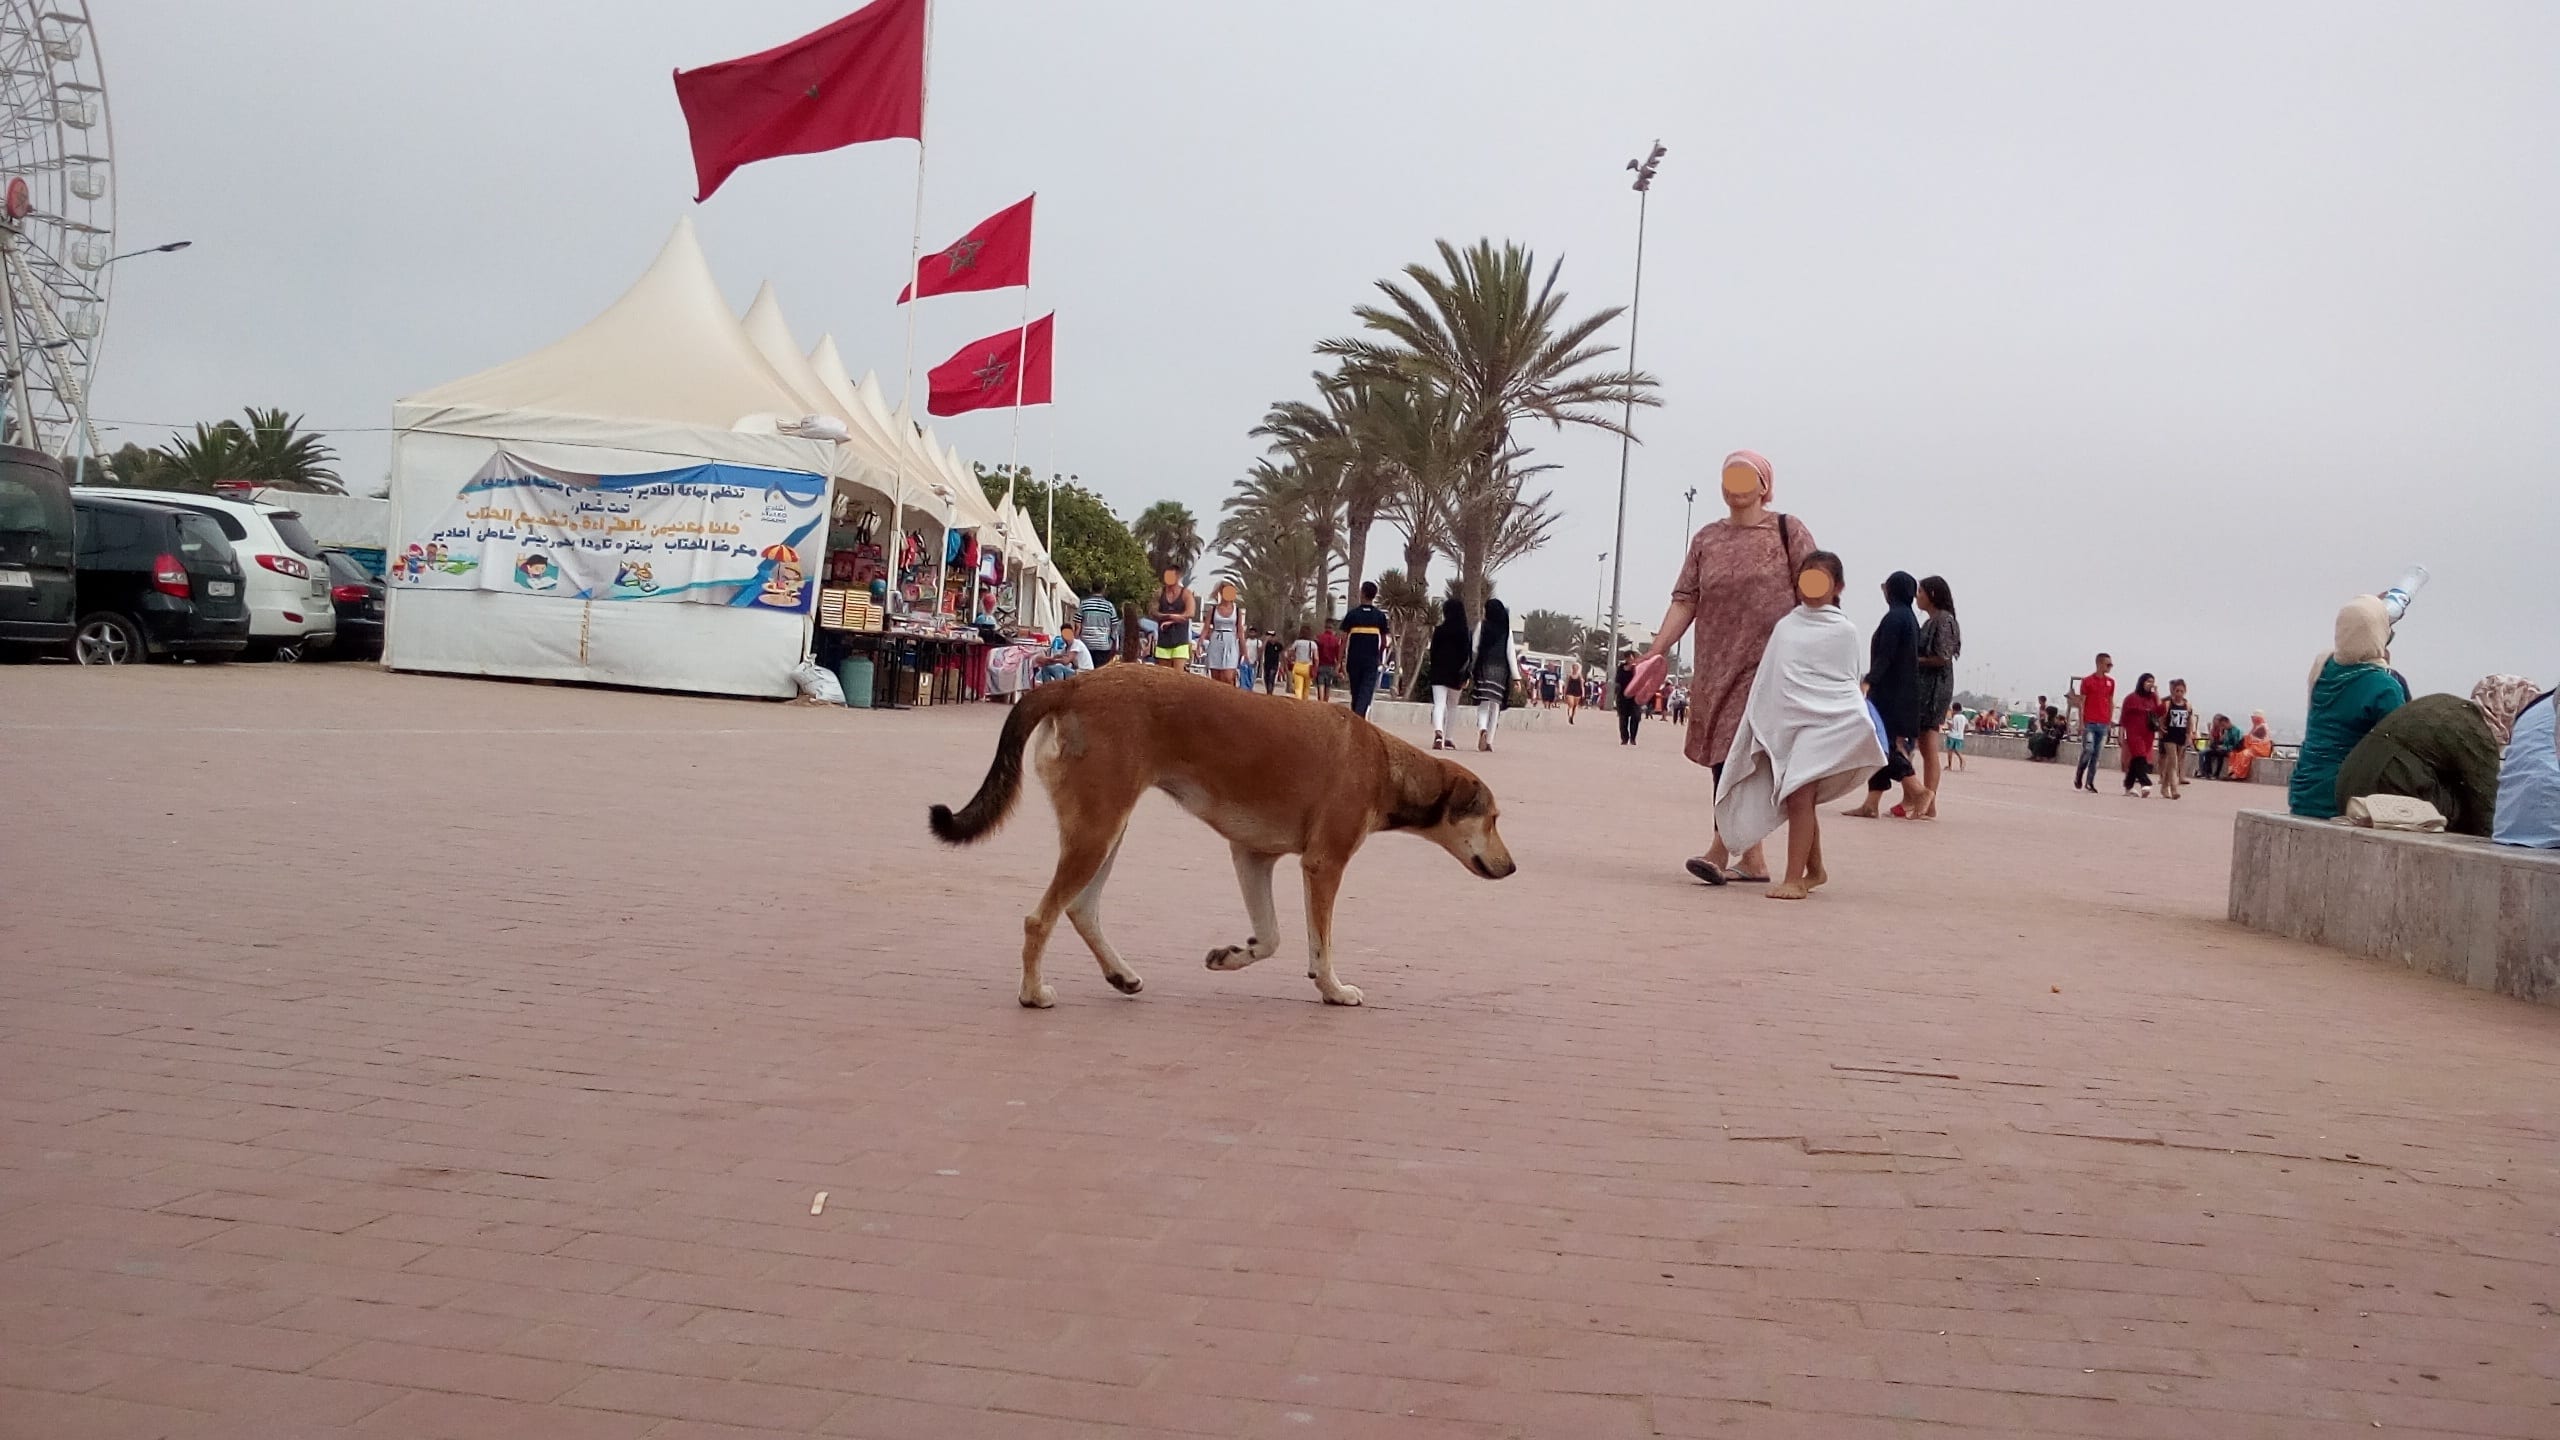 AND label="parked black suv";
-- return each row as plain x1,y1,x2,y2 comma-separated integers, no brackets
0,445,75,654
318,548,384,659
69,495,251,664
